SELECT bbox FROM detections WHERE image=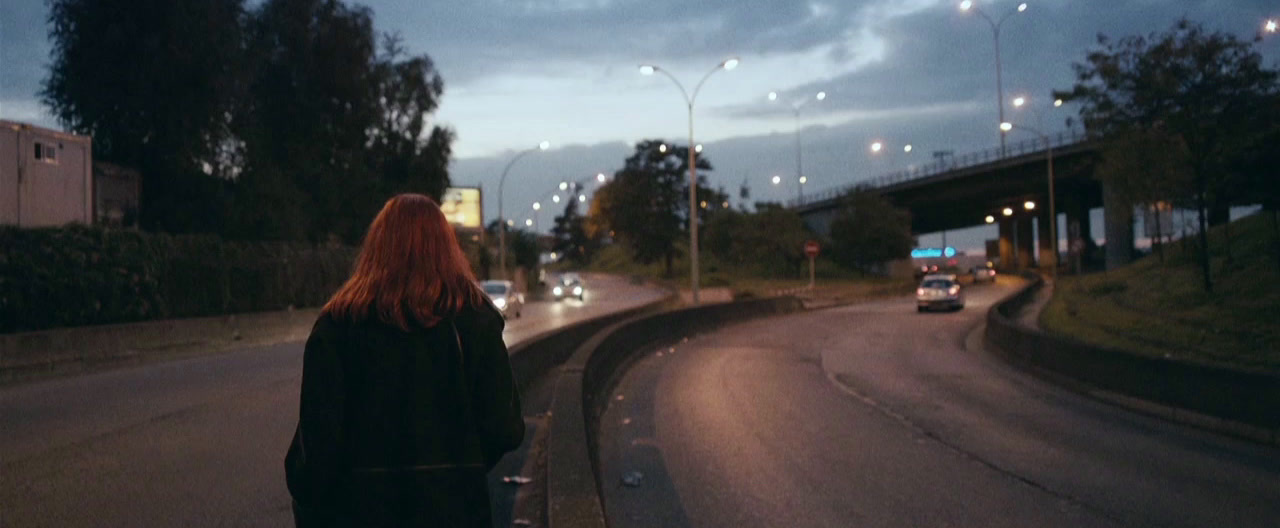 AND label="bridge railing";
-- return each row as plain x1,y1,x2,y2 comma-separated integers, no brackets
792,129,1088,207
